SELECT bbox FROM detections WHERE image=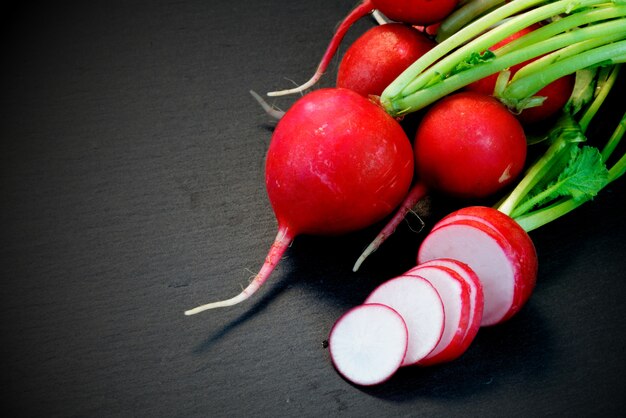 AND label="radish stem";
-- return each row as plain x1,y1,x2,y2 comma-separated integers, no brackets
266,0,374,97
353,183,428,271
184,226,293,315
